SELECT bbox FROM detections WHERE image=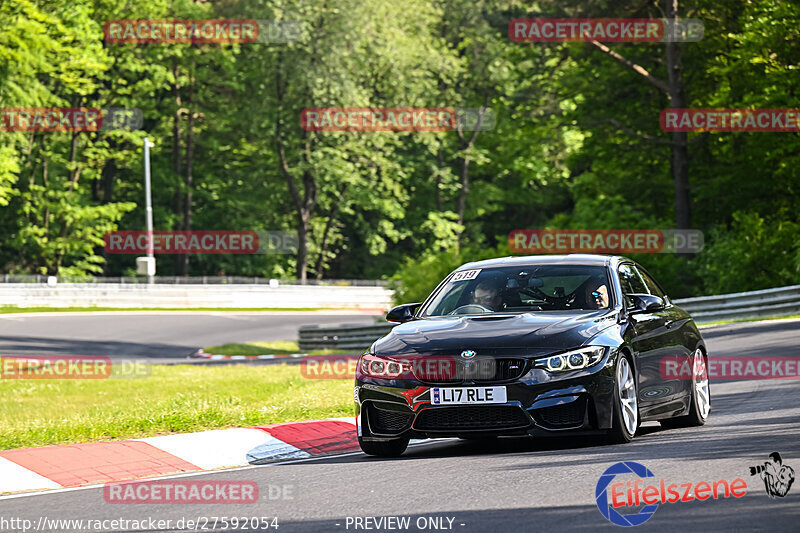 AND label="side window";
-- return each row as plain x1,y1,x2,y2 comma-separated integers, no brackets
618,264,647,308
636,267,666,299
